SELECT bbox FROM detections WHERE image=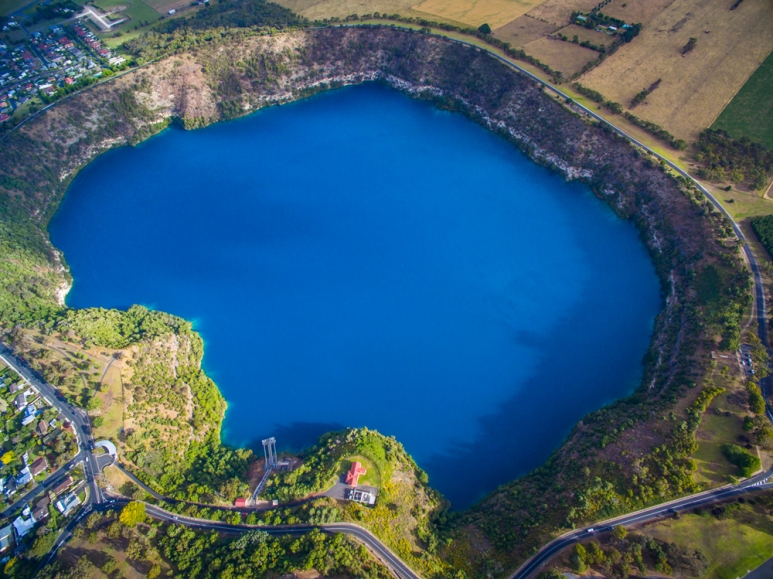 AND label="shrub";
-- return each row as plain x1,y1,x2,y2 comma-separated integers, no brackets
721,443,760,478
